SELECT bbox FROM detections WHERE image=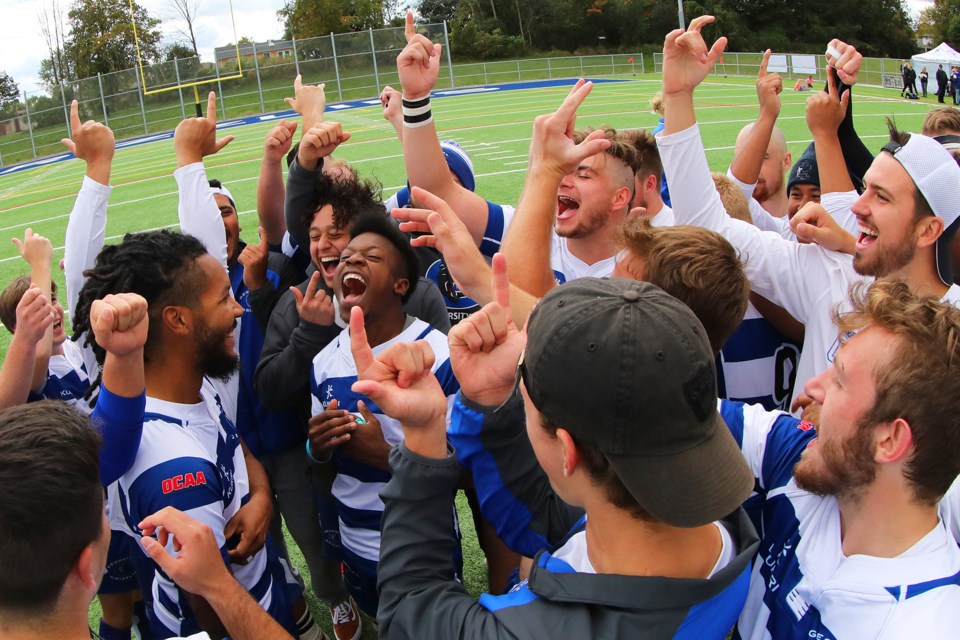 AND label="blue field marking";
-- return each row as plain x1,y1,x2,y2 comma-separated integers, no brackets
0,78,627,177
